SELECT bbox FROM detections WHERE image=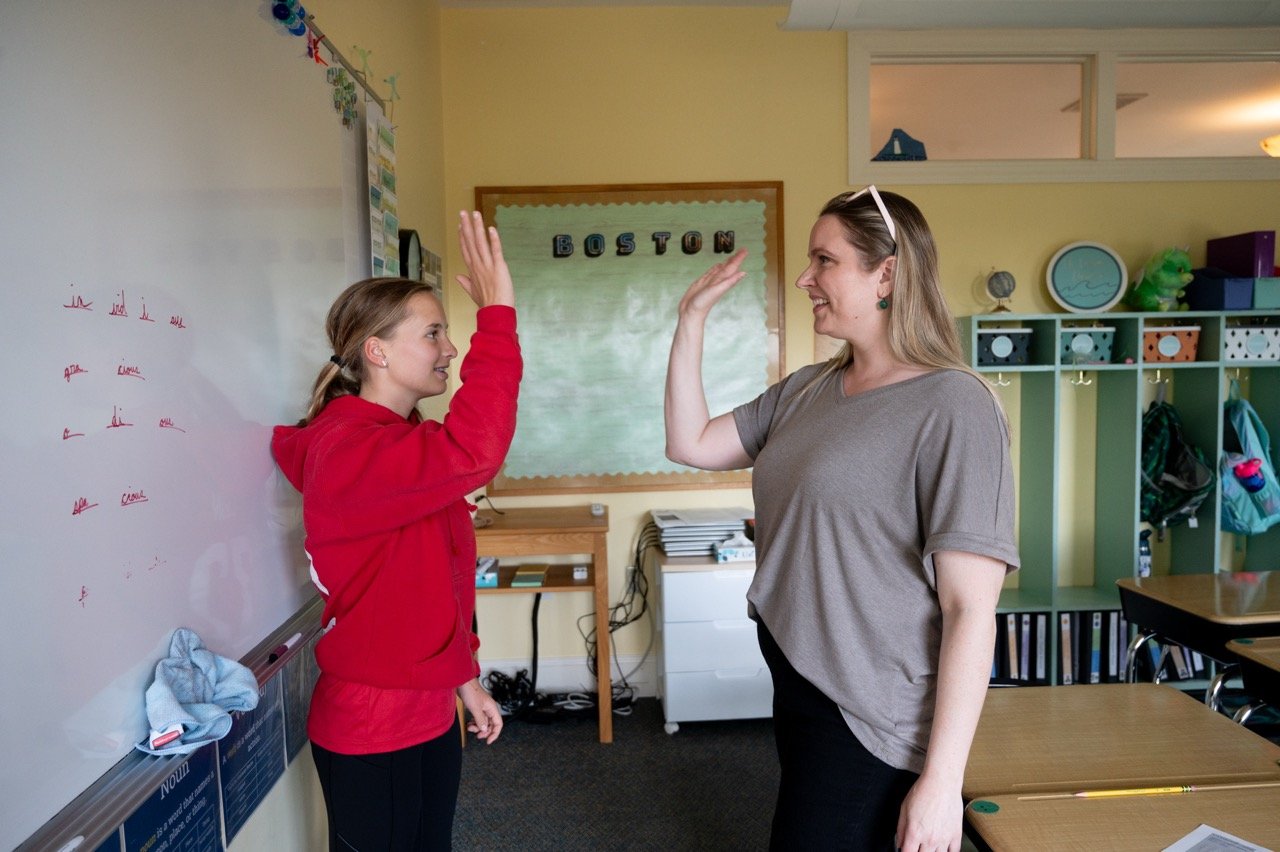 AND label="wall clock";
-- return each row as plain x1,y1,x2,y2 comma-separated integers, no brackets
399,229,423,281
1046,241,1128,313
